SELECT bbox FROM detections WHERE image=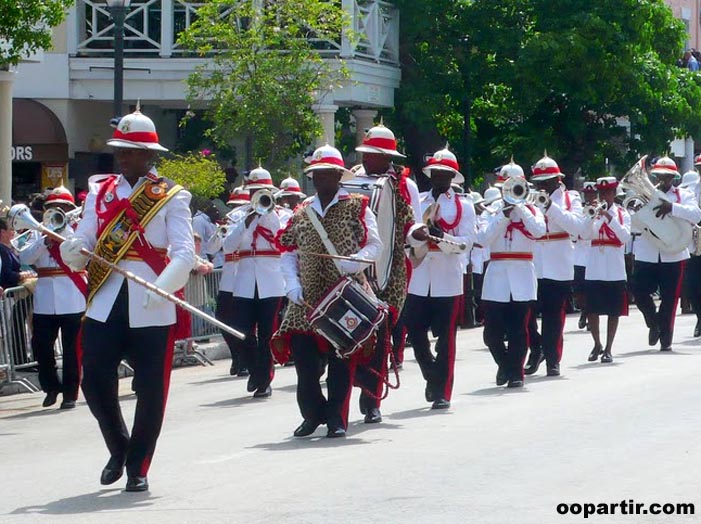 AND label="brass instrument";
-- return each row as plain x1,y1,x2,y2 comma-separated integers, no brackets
42,207,81,233
531,190,550,208
8,204,246,341
483,177,531,214
216,189,277,239
584,201,609,219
